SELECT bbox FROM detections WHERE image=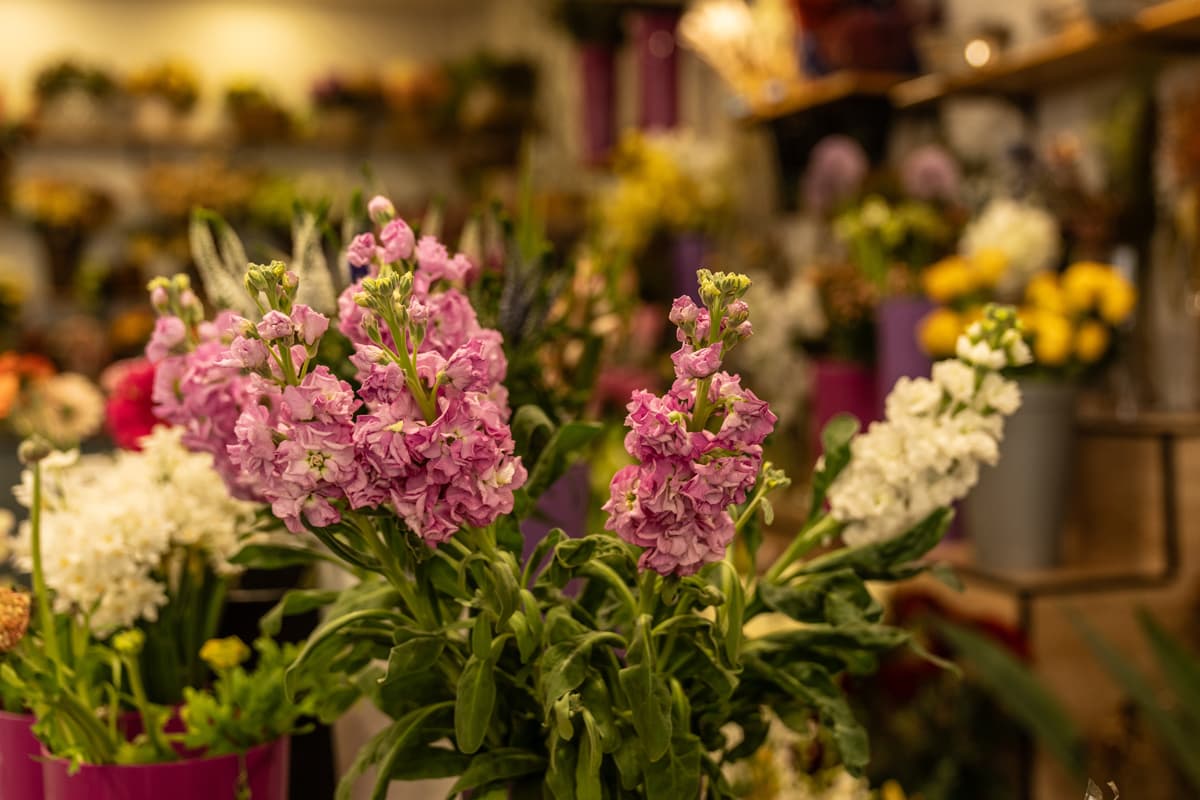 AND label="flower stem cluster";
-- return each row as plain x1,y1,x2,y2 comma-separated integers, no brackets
828,304,1030,546
604,271,777,576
